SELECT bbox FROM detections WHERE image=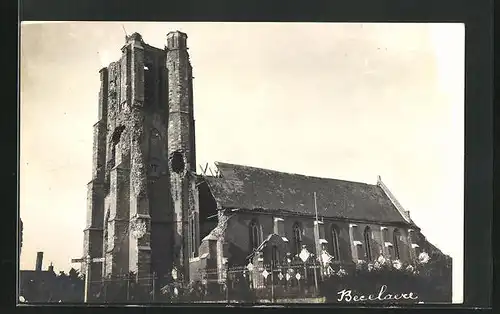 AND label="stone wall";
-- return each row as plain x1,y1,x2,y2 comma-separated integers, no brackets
85,32,190,286
82,66,109,281
166,31,197,283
